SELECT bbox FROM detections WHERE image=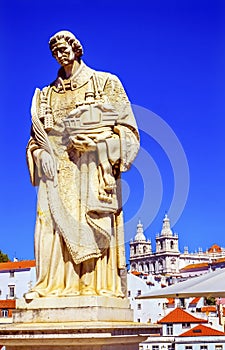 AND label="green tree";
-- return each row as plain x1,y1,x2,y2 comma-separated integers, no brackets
205,296,216,305
0,250,10,262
